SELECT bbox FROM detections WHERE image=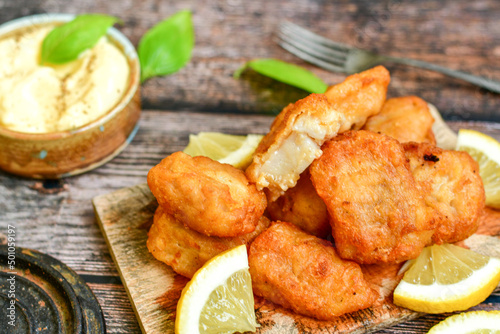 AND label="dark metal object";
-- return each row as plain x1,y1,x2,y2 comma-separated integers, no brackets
277,20,500,94
0,246,105,333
